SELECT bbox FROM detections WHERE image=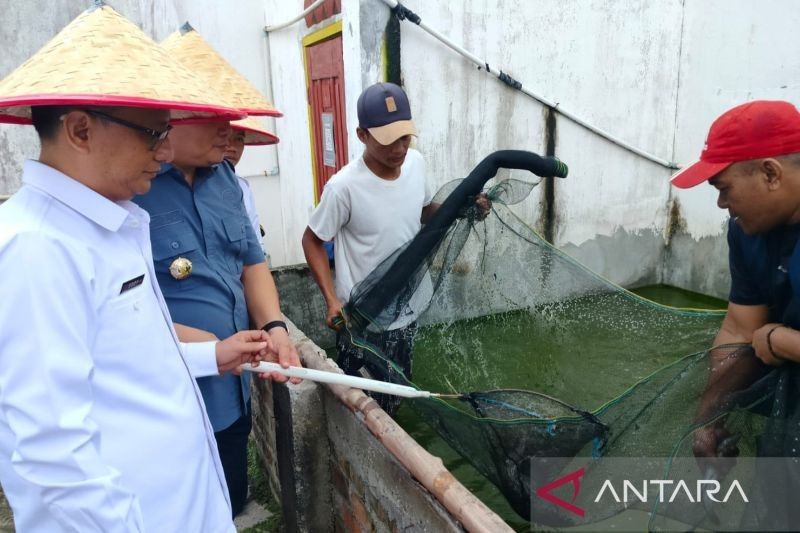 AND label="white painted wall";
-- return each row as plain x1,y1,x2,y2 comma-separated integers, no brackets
3,1,800,288
372,0,800,289
0,0,89,194
388,0,674,286
260,1,347,267
0,0,289,262
672,0,800,238
262,0,389,266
